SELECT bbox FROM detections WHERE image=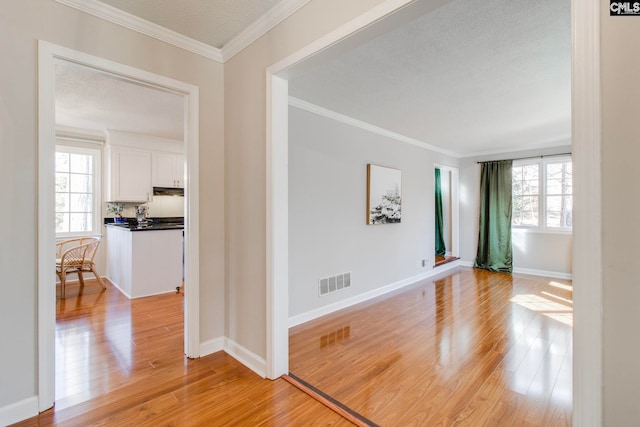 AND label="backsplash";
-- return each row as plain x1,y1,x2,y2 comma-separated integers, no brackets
104,195,184,219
